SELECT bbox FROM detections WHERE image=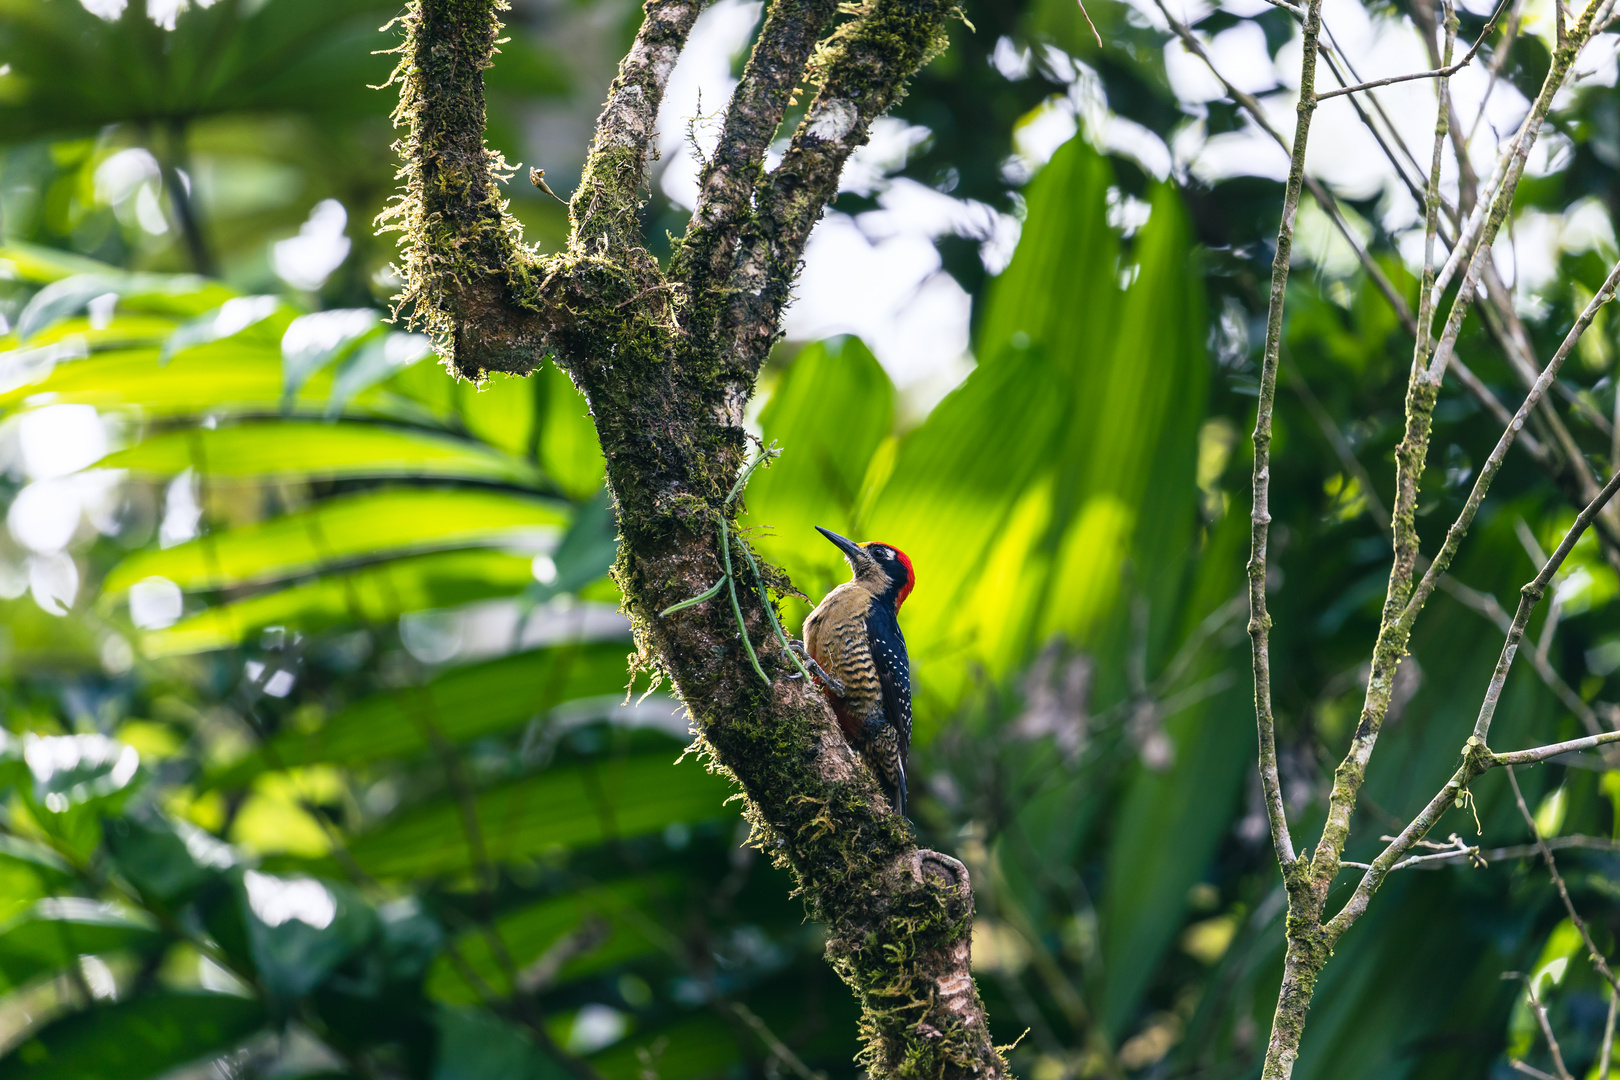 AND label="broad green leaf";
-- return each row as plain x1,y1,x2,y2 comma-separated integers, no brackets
105,488,570,593
0,241,113,284
0,313,178,354
975,138,1118,372
524,487,618,605
537,362,605,500
327,332,435,416
434,1006,573,1080
15,271,236,341
0,991,265,1080
23,733,139,812
0,343,423,420
216,642,632,783
858,346,1070,699
745,336,893,627
0,898,162,993
349,752,733,878
140,548,539,656
160,296,290,362
280,309,382,397
428,877,670,1003
1037,184,1208,656
100,421,545,486
20,734,143,860
0,0,400,140
458,371,539,459
239,871,376,1001
0,837,72,921
588,1012,742,1080
103,811,237,905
